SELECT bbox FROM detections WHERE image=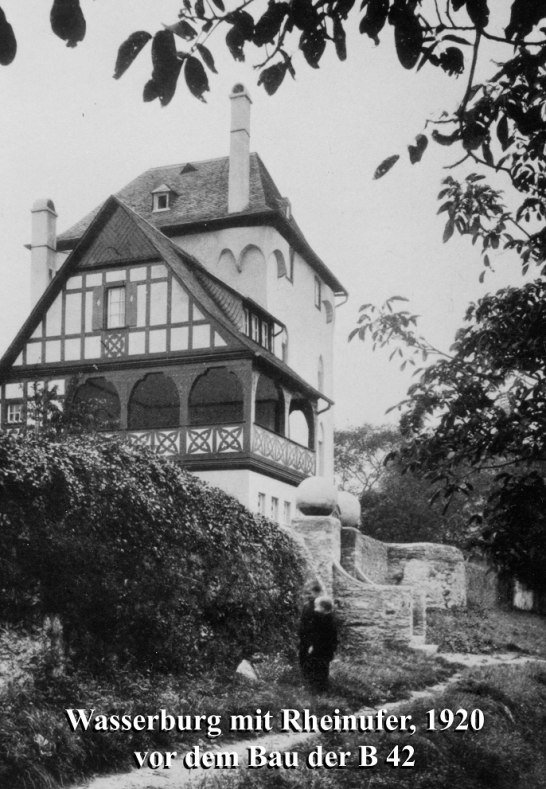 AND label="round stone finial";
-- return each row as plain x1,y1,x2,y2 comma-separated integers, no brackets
296,476,338,516
337,491,361,528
